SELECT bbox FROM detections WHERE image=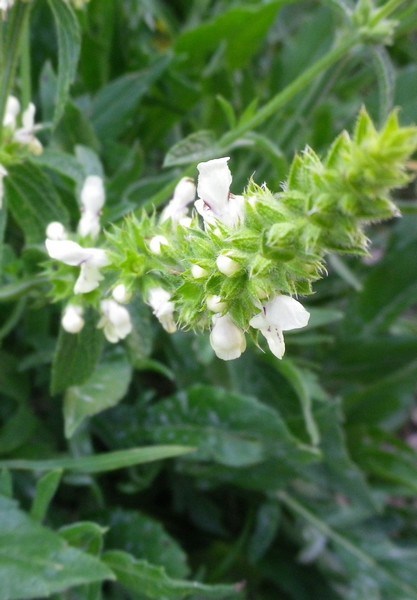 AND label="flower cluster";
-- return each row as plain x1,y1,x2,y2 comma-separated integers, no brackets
104,110,417,362
0,95,43,207
45,175,132,343
45,110,417,362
